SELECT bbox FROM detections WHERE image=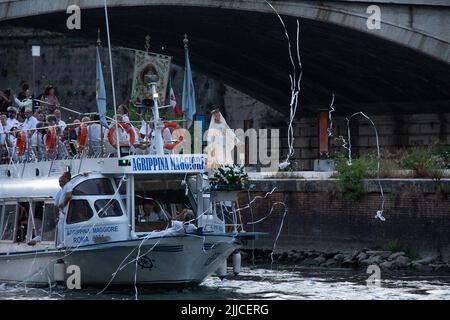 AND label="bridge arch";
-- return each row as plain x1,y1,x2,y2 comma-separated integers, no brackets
1,0,449,63
1,0,449,114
